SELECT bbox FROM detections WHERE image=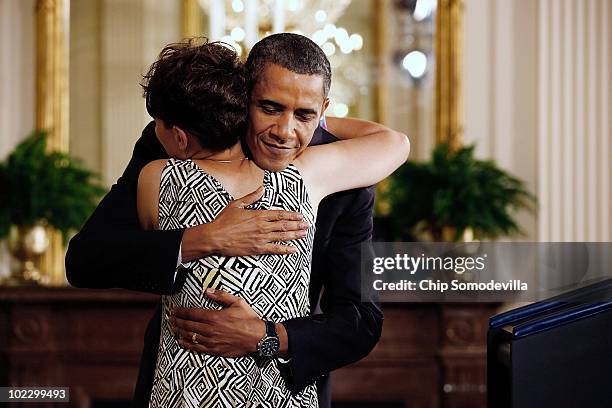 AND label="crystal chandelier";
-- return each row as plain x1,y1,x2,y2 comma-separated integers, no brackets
199,0,353,41
198,0,364,118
